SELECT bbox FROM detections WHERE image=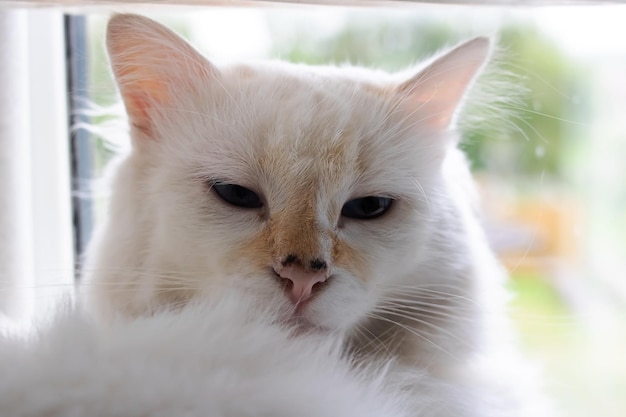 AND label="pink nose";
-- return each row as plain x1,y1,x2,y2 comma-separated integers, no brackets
276,264,328,304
